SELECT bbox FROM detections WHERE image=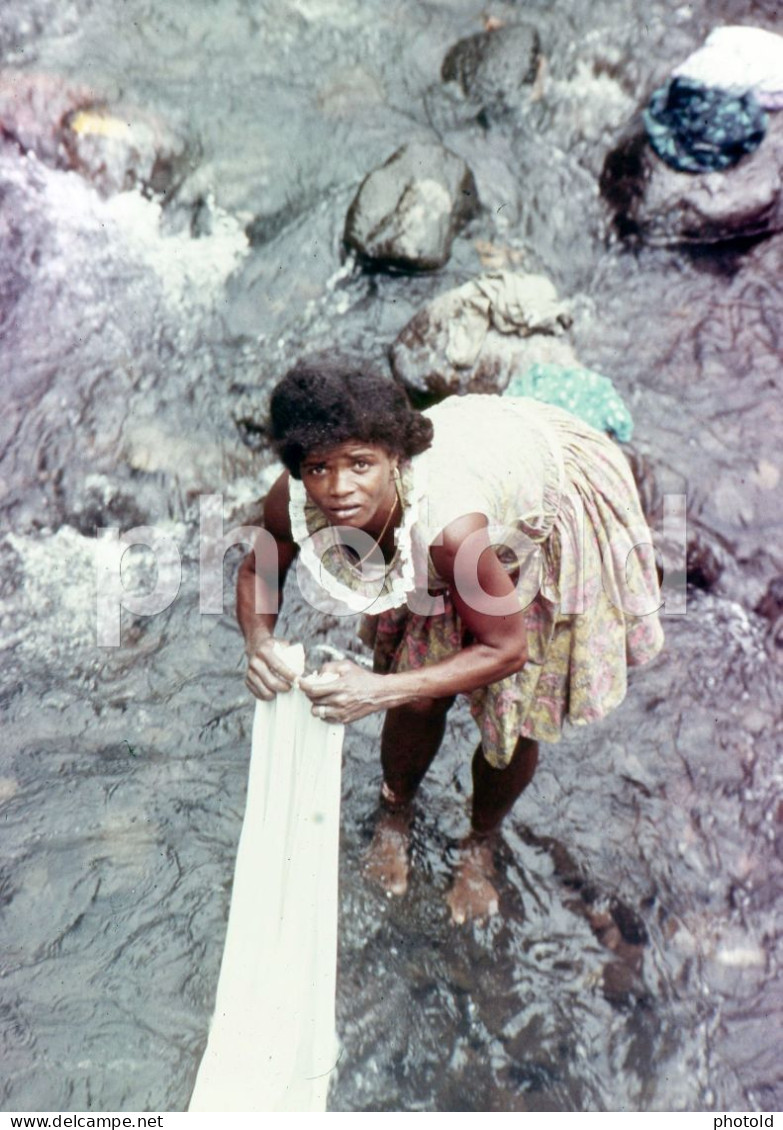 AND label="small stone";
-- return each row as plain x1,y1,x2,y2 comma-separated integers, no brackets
441,24,541,118
755,576,783,622
686,526,725,591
